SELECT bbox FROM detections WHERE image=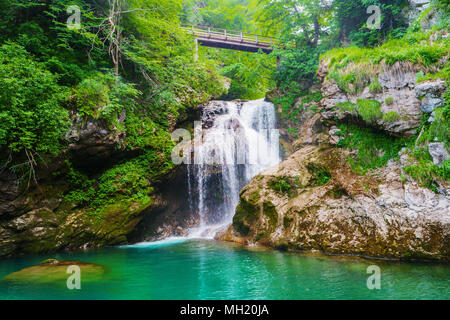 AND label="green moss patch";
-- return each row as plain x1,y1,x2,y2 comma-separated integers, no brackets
306,163,331,186
233,198,260,236
268,177,293,195
357,99,383,123
336,124,408,175
382,111,400,122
